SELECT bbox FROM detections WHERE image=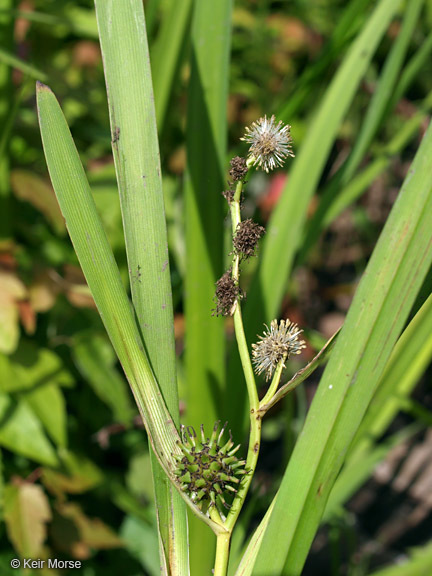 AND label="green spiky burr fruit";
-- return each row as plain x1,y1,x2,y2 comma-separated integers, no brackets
174,421,248,515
